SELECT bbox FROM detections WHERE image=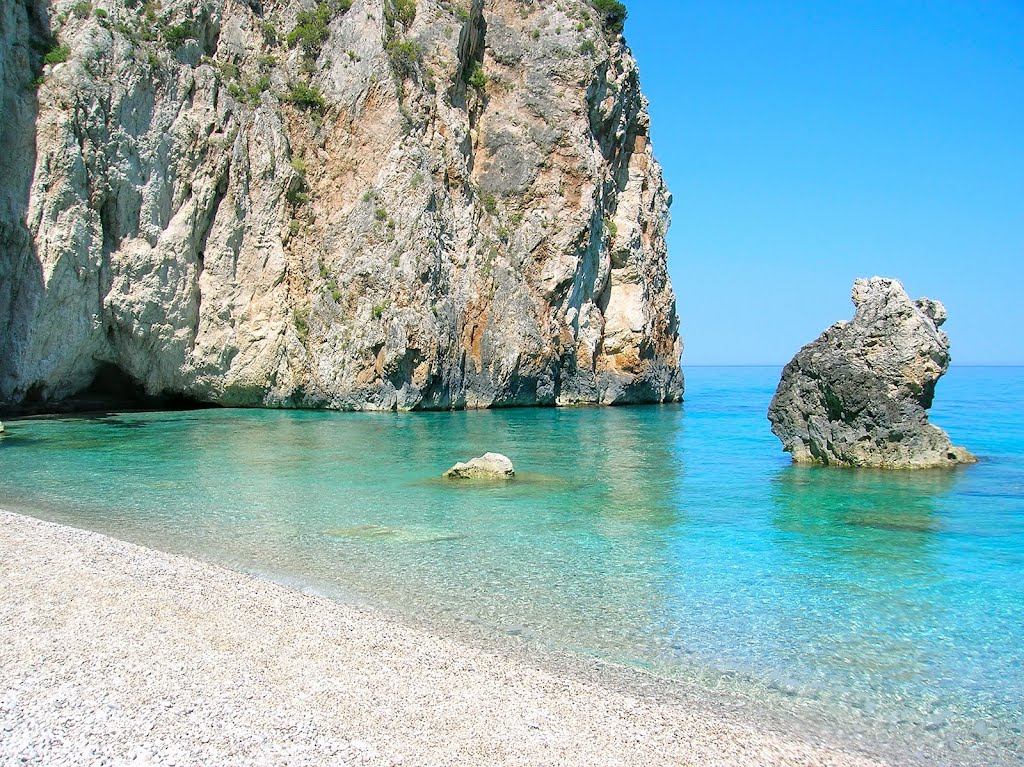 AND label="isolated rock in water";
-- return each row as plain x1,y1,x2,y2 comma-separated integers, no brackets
768,277,975,469
444,453,515,480
0,421,5,434
0,0,682,412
